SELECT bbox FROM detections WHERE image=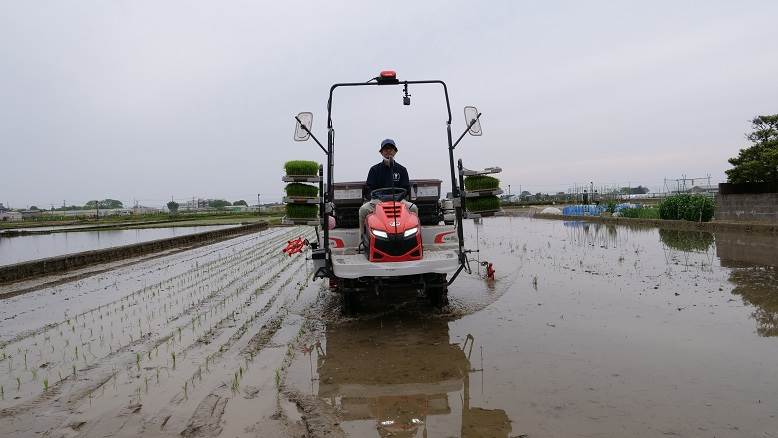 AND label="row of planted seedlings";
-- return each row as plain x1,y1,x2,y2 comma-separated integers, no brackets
0,227,304,405
111,227,316,407
461,166,503,217
282,160,321,225
89,227,312,405
175,240,317,402
0,229,282,382
0,230,272,403
1,228,300,406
